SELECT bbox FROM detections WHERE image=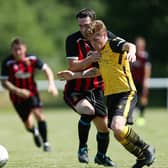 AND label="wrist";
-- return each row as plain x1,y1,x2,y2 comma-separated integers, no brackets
11,87,20,94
